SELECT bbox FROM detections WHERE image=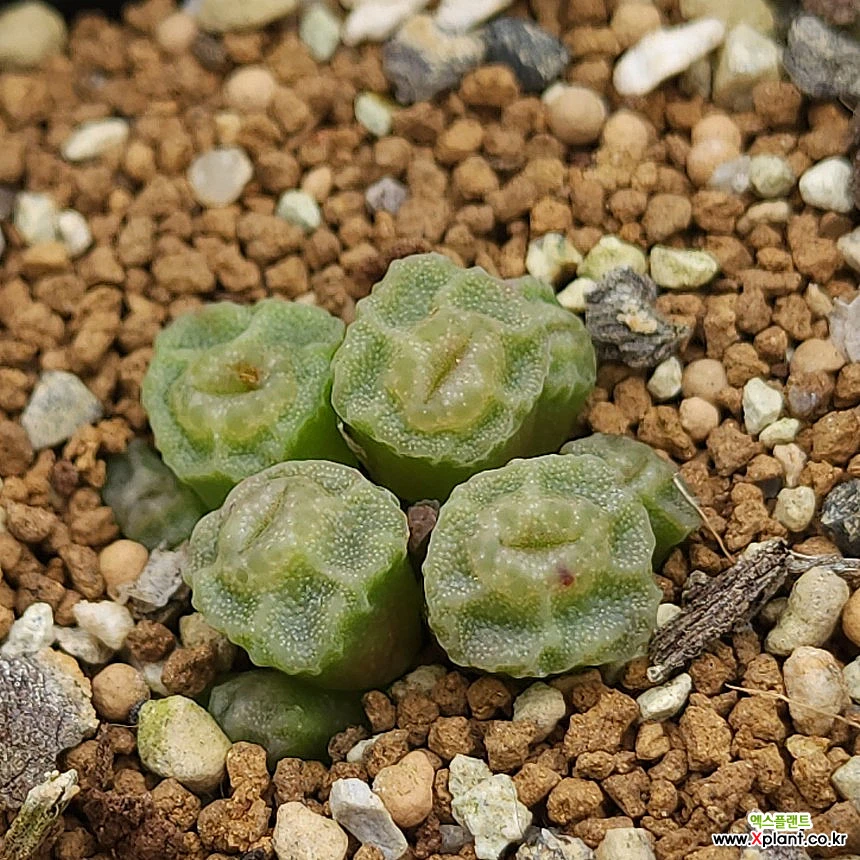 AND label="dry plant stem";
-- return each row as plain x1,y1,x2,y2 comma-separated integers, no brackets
648,539,792,683
726,684,860,730
672,474,734,563
649,539,860,682
0,770,79,860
